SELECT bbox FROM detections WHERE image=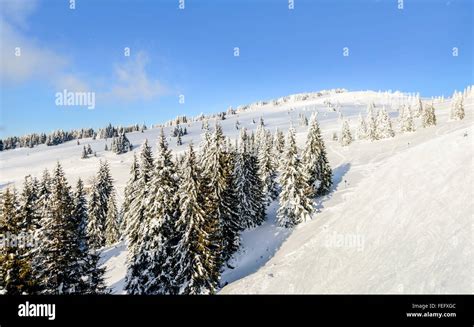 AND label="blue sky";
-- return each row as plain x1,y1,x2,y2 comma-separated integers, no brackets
0,0,472,137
